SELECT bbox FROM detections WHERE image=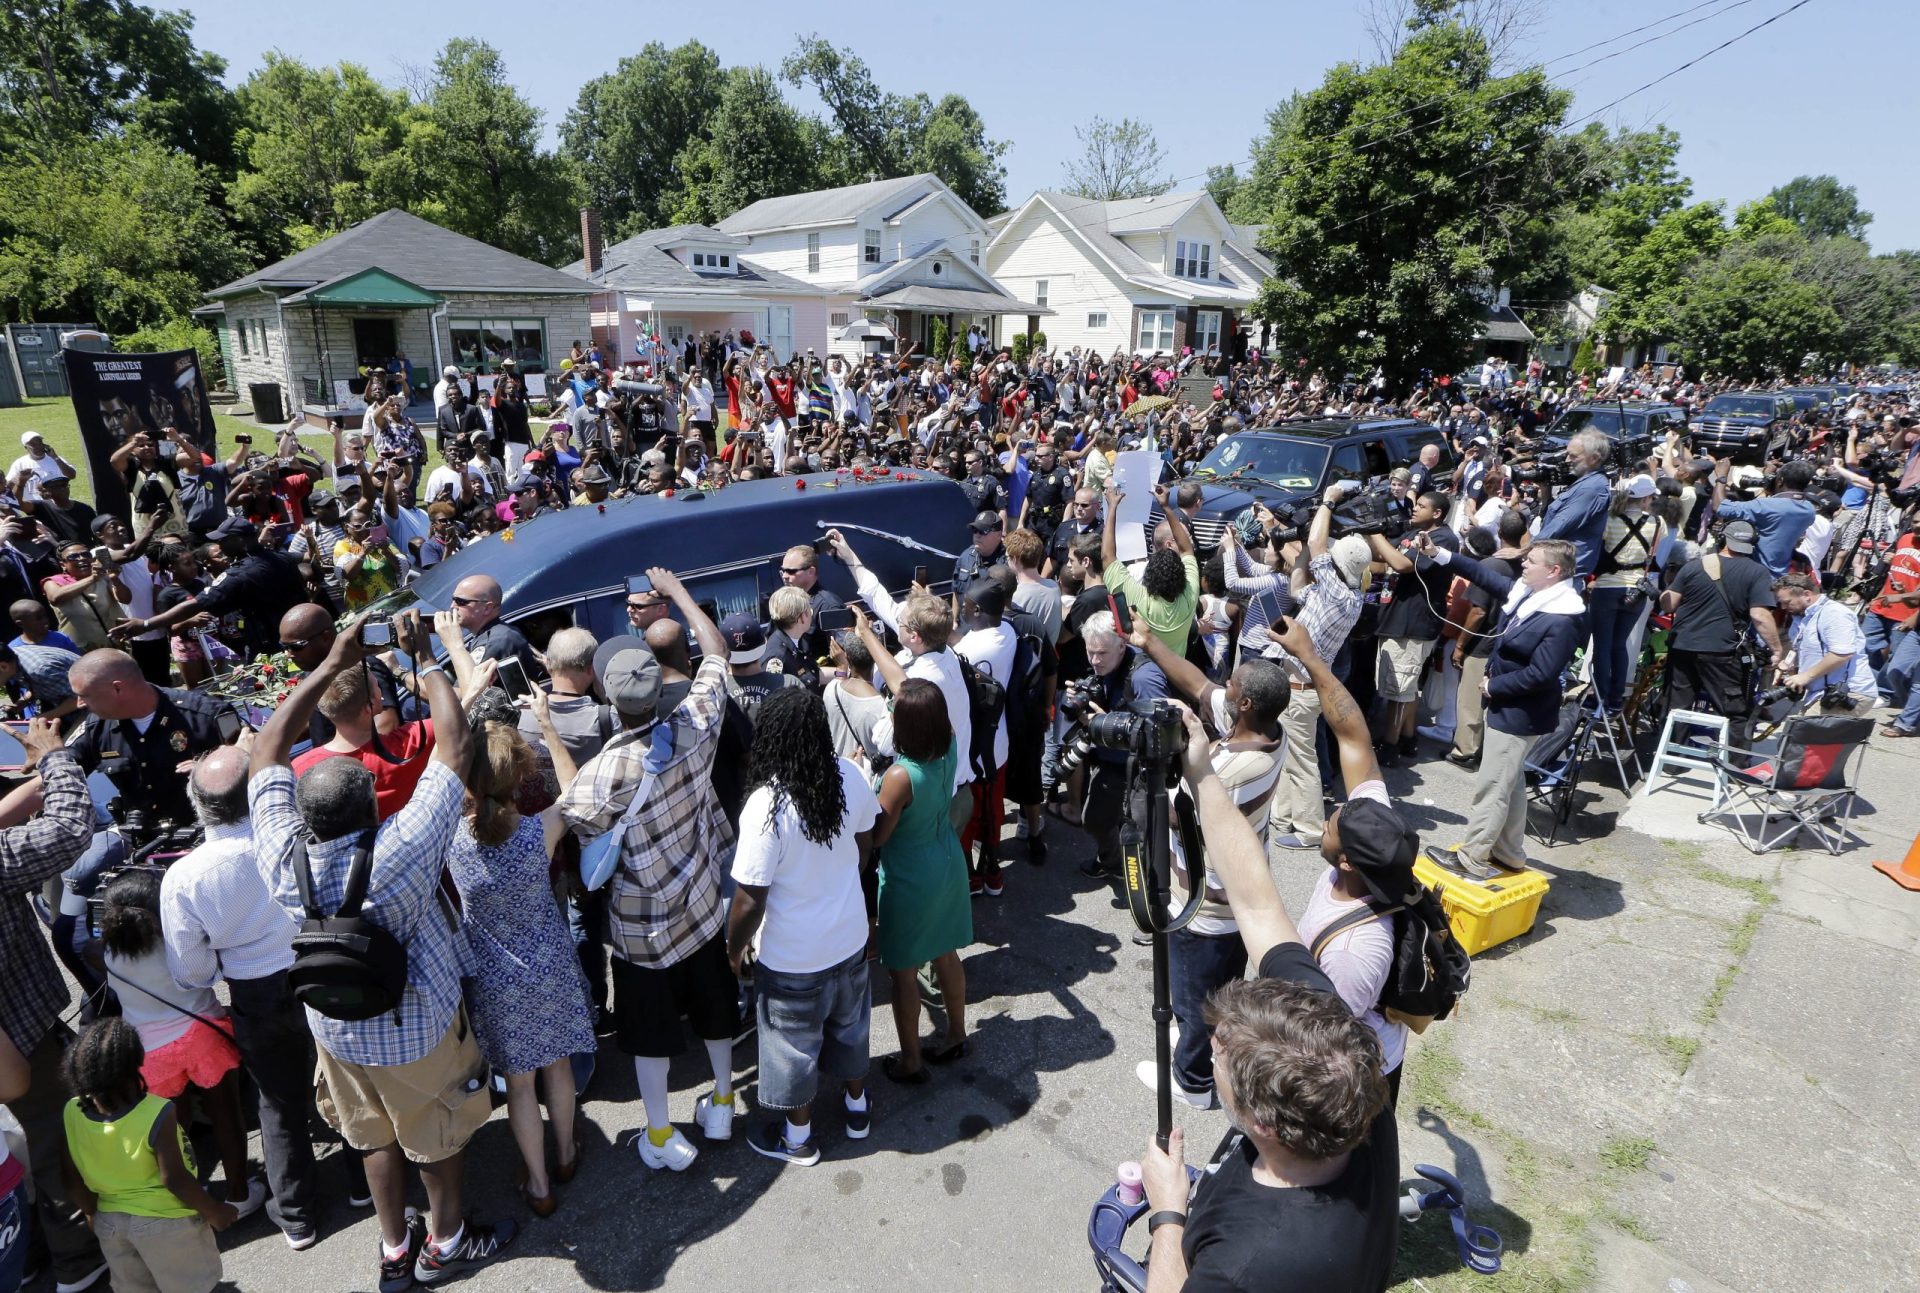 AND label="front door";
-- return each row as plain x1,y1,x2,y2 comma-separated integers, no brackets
352,317,398,371
767,306,793,362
